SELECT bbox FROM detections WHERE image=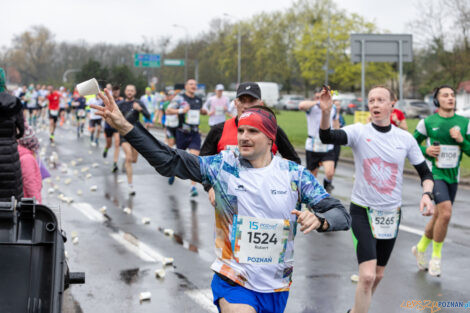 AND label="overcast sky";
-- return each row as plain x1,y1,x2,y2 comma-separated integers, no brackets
1,0,419,48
